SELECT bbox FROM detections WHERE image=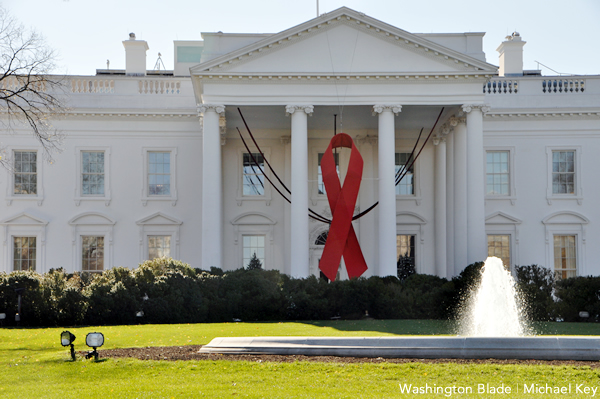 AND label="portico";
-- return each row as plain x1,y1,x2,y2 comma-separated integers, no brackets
193,7,497,279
